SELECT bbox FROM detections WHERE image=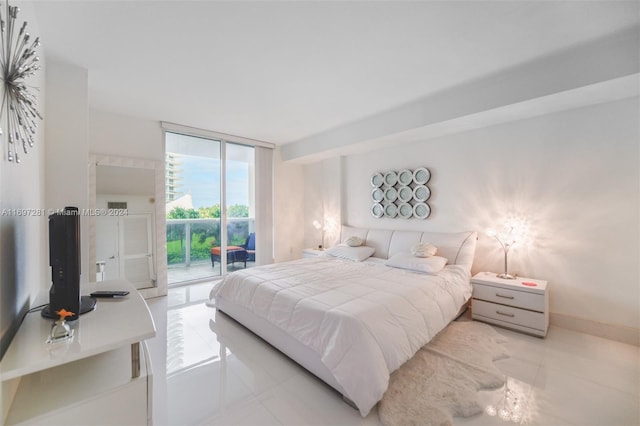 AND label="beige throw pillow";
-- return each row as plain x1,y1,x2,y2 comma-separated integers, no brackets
345,236,364,247
410,242,437,258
